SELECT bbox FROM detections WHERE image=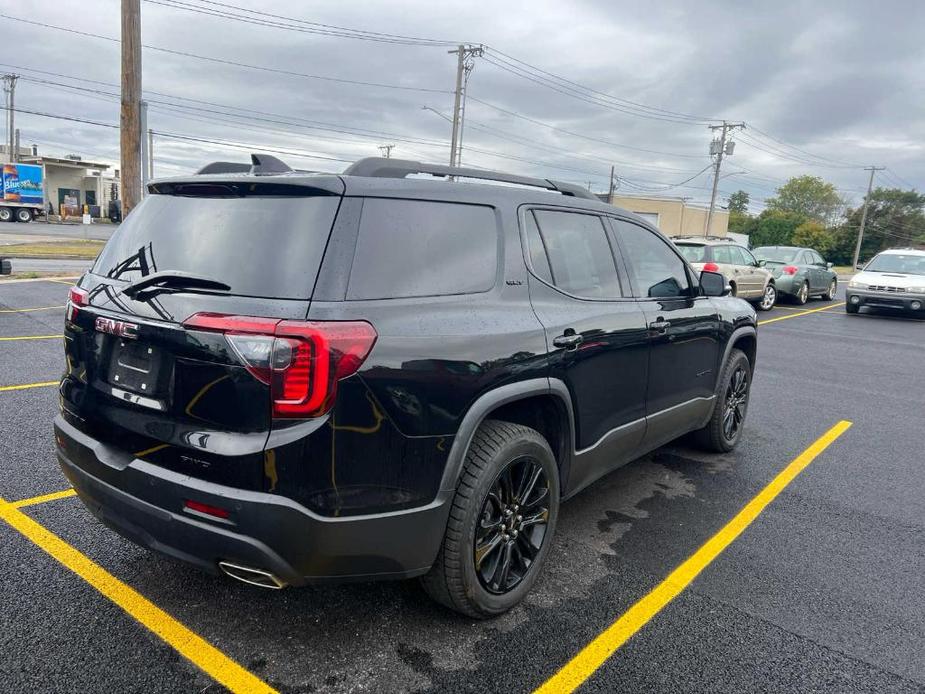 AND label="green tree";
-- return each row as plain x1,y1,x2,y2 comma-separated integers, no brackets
748,210,807,247
840,187,925,261
727,190,749,214
791,220,836,258
728,211,757,237
766,175,844,225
